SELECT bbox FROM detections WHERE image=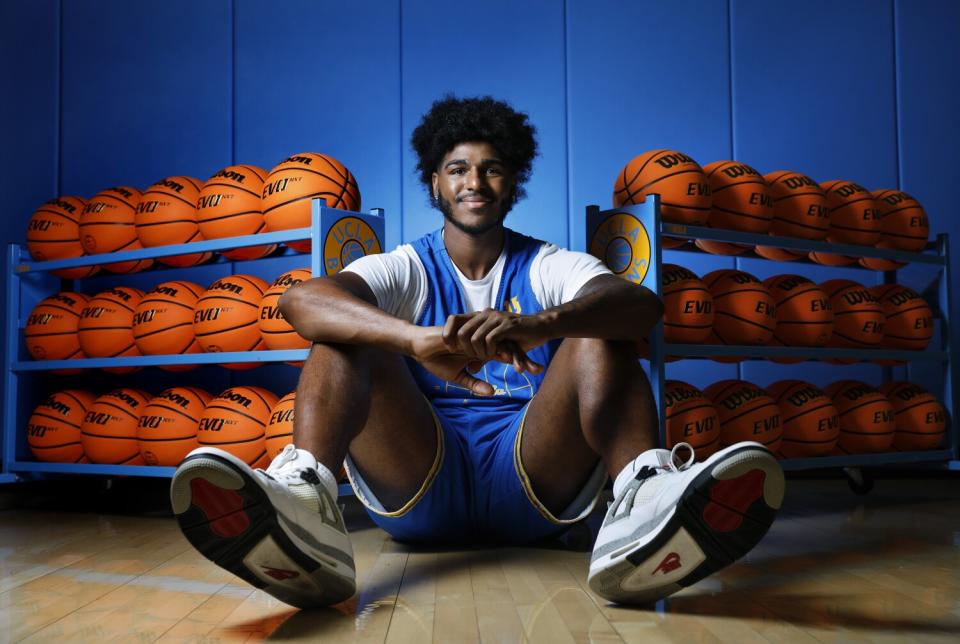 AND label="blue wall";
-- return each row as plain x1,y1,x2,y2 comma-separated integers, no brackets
2,0,958,412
